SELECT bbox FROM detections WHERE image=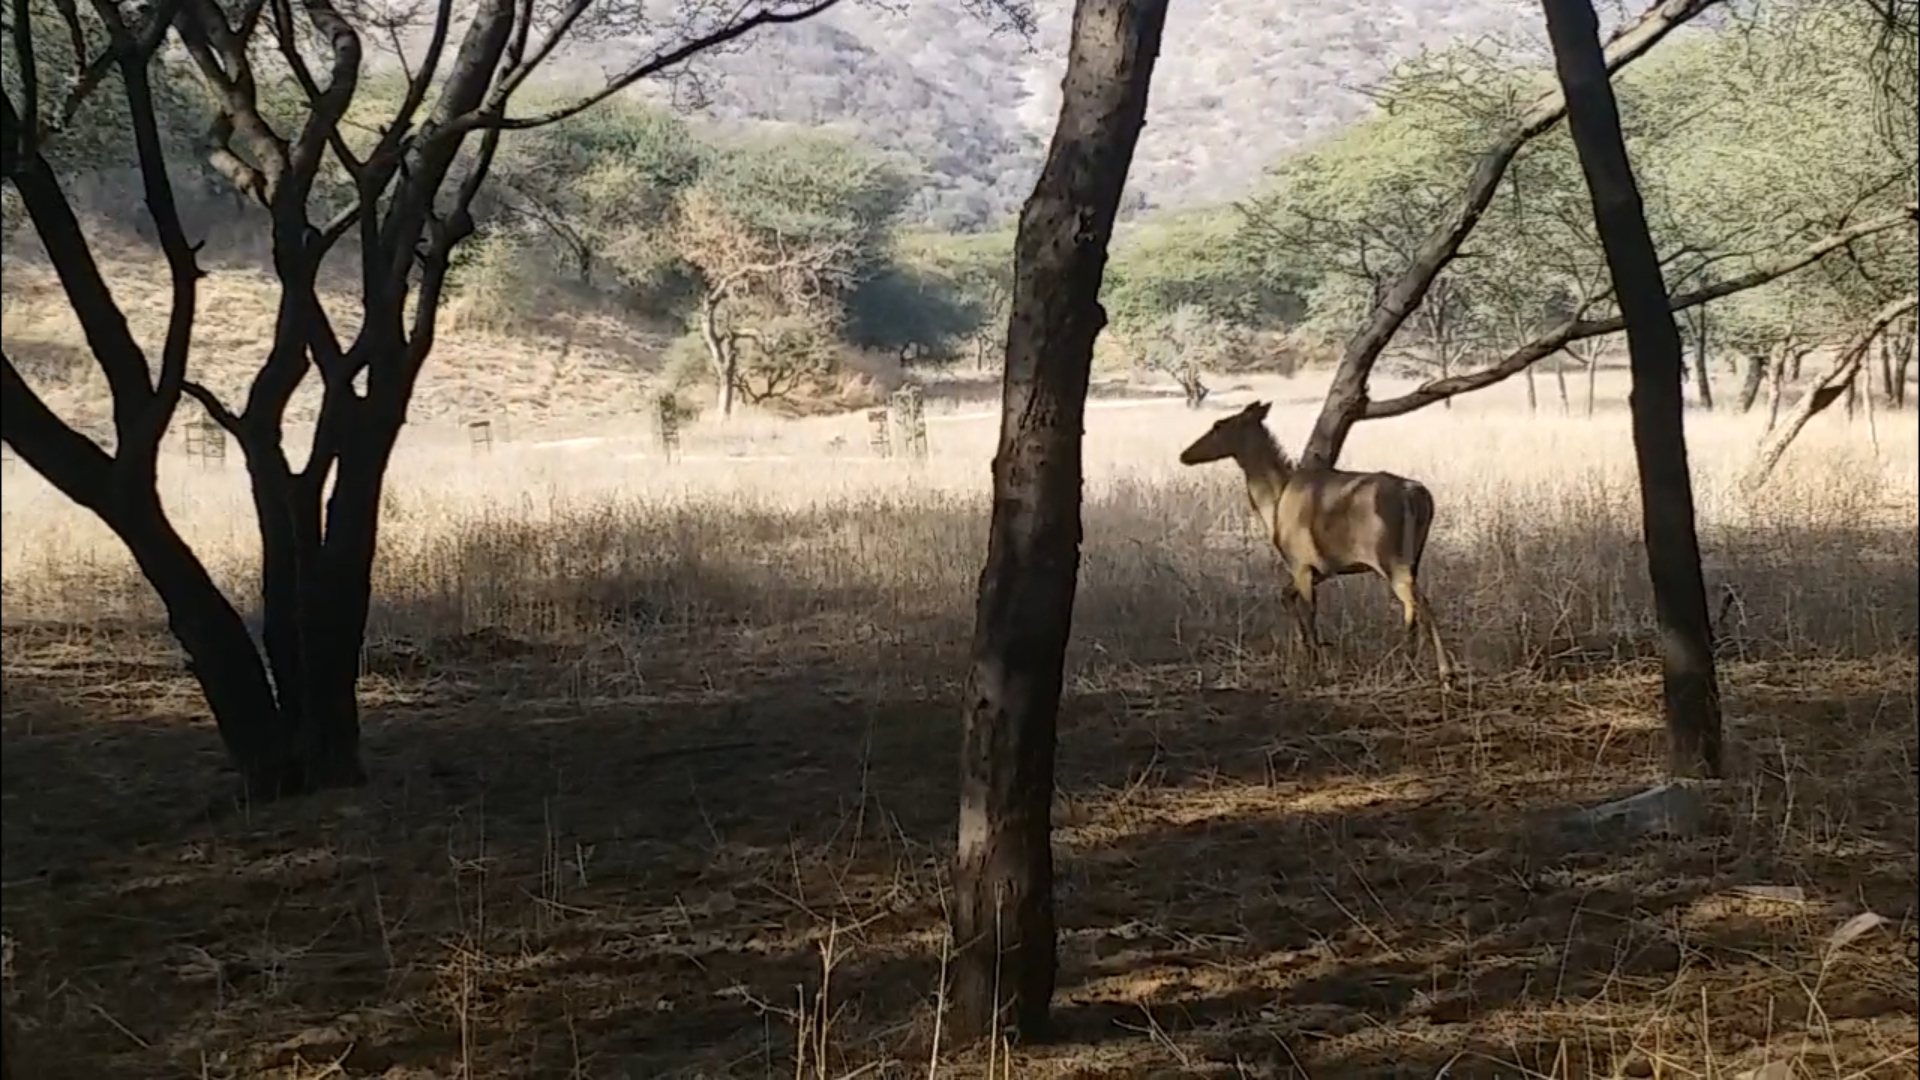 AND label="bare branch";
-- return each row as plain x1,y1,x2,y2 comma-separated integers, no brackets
269,0,365,183
181,380,245,435
172,0,291,202
11,0,39,160
433,0,850,142
1,351,115,513
1748,292,1919,483
1,88,155,440
82,0,207,466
